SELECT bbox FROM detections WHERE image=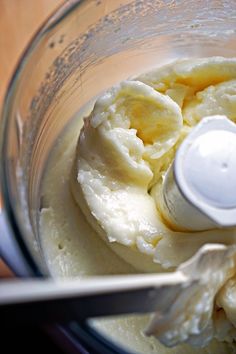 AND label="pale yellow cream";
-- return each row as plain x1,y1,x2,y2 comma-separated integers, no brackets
40,57,236,353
